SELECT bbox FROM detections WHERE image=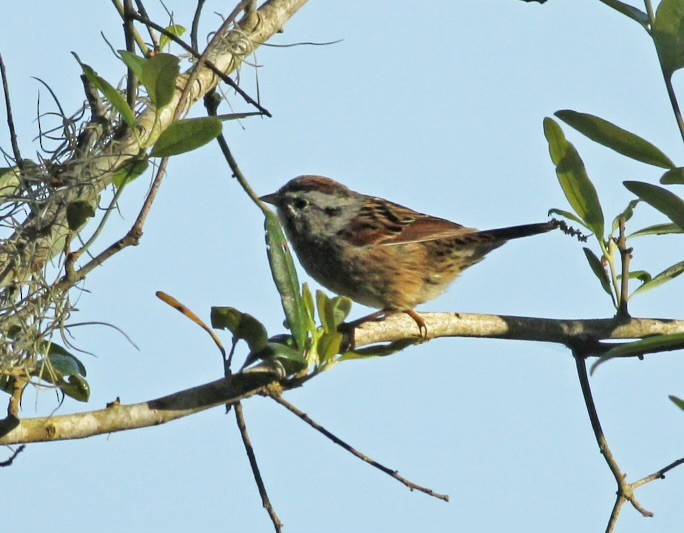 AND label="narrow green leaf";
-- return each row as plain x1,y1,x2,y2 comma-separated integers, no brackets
623,270,651,283
66,200,95,231
661,167,684,184
624,181,684,230
316,289,333,333
631,261,684,297
592,333,684,373
598,0,650,26
112,158,149,189
94,74,137,129
140,53,179,108
547,208,589,229
653,0,684,78
159,24,187,51
264,210,308,350
555,110,674,169
338,340,416,362
669,395,684,411
582,247,613,296
611,199,639,233
150,117,222,157
629,222,683,238
544,118,605,238
301,283,316,331
213,112,263,121
119,50,146,80
74,56,136,129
